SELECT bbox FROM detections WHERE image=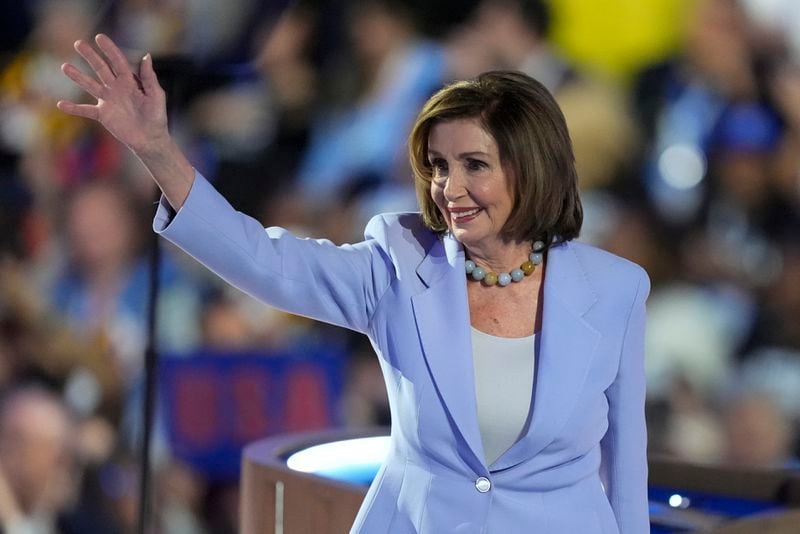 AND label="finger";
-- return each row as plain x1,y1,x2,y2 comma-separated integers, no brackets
56,100,99,120
95,34,133,79
138,53,162,96
61,63,104,99
74,40,115,85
